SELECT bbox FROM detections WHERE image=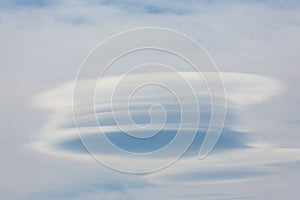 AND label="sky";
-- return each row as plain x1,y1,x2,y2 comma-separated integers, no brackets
1,0,300,199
